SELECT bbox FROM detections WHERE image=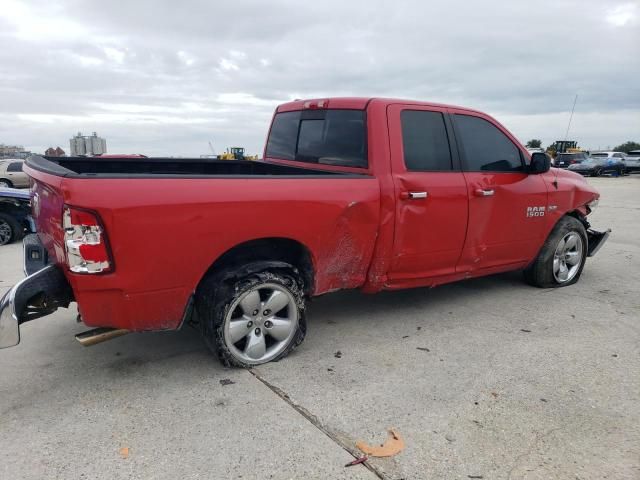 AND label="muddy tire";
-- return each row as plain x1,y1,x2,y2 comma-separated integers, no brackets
524,216,588,288
196,264,306,367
